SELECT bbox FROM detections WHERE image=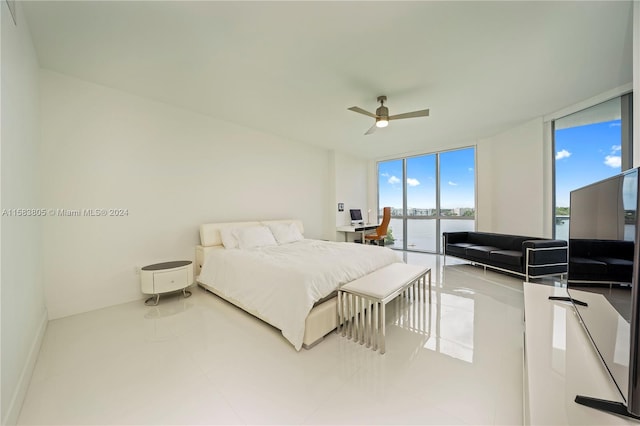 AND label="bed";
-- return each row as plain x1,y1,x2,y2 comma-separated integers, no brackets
195,219,402,350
